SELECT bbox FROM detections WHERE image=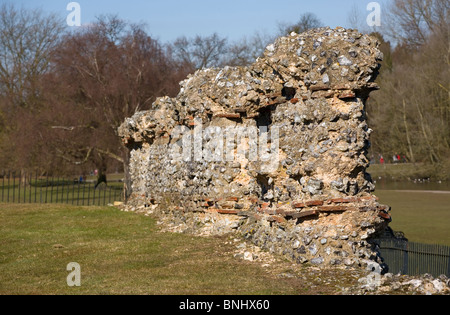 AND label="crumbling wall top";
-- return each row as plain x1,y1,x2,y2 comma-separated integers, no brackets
119,27,382,146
